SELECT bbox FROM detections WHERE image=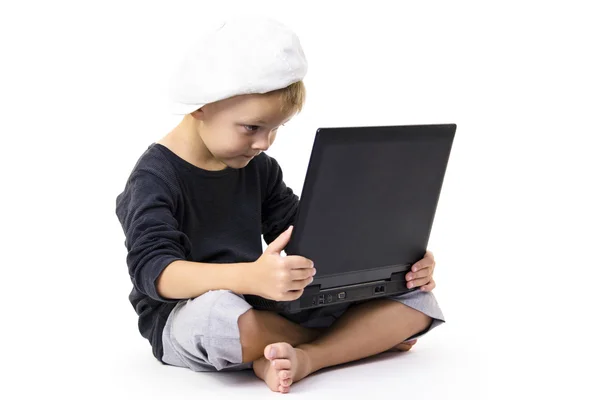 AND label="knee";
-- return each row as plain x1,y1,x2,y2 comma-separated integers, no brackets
167,290,255,370
390,301,433,337
169,290,229,344
408,307,433,336
170,290,250,354
417,313,433,333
